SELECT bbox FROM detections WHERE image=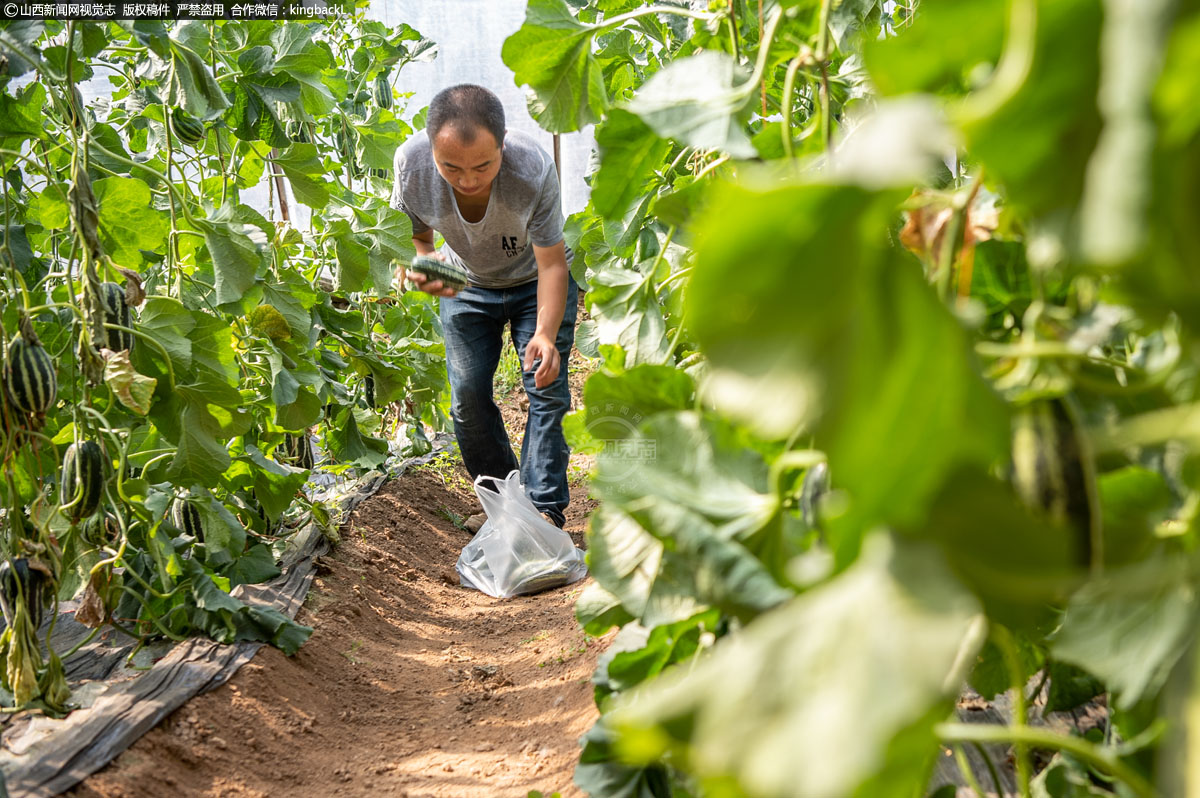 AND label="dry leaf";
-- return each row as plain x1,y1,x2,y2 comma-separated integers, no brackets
76,570,112,628
116,267,146,306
